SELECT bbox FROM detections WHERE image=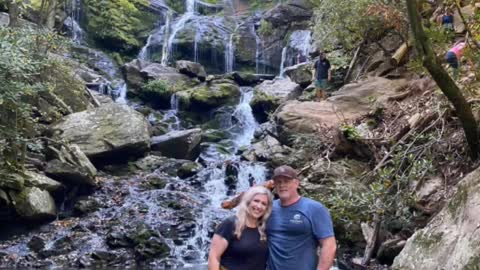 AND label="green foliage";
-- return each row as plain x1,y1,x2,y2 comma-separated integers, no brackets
83,0,155,54
340,124,361,140
165,0,185,13
0,26,68,171
258,19,273,37
310,0,405,50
